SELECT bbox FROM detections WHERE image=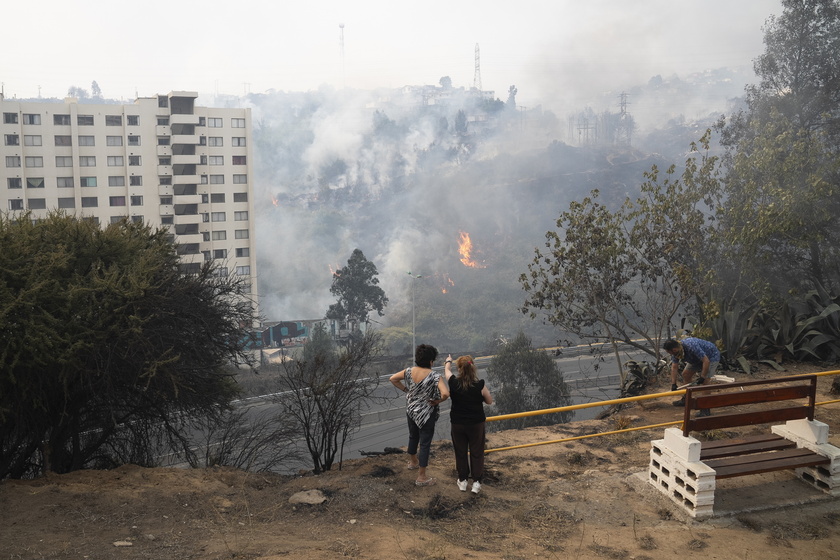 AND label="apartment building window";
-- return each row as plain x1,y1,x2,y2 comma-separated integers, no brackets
54,114,71,125
209,156,223,165
22,114,41,125
159,177,172,185
128,155,141,166
107,156,124,166
5,134,19,146
8,199,24,210
131,215,144,223
207,117,223,128
55,135,72,146
158,96,168,108
231,118,245,128
234,229,249,239
25,156,44,168
127,115,139,126
201,175,208,184
81,197,98,207
105,115,122,126
3,113,18,124
157,137,170,146
161,215,174,225
108,176,125,187
232,137,246,147
211,212,225,222
106,136,123,146
234,211,249,221
209,175,224,184
130,195,143,206
55,156,73,167
129,176,142,186
202,250,211,261
28,198,47,210
110,196,126,207
78,115,94,126
212,230,227,240
26,178,44,189
199,136,207,146
198,117,206,126
58,197,75,209
232,155,246,165
236,266,251,275
109,216,125,225
78,135,95,146
160,196,173,205
201,213,209,222
80,177,97,187
159,157,171,165
211,193,225,203
215,267,229,277
208,137,223,147
200,155,207,165
79,156,96,167
6,156,21,168
201,193,209,204
213,249,227,259
233,192,248,202
24,135,42,146
7,178,22,189
157,117,169,125
127,135,140,146
57,177,74,188
235,247,250,257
